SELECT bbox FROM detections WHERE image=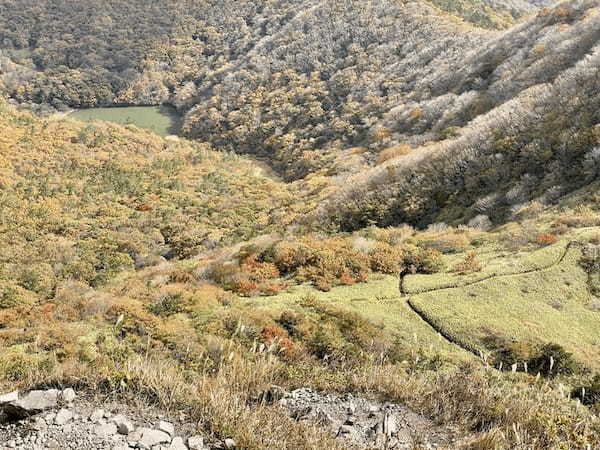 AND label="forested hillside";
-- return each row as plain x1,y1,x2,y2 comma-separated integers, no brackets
1,0,555,113
321,0,600,229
